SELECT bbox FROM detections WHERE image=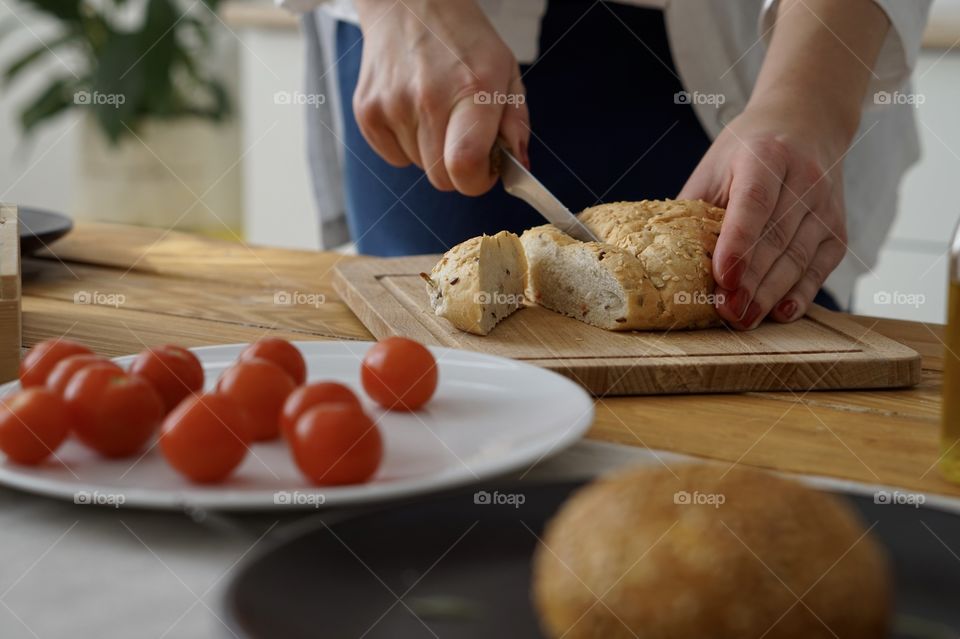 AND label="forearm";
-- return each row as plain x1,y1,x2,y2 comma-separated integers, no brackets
750,0,890,151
